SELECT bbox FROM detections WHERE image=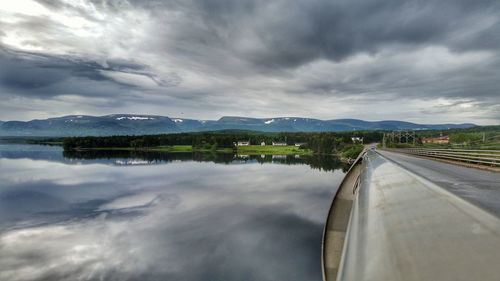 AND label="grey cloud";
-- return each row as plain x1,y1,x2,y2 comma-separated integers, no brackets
1,0,499,123
132,0,500,68
421,101,500,121
24,0,500,70
0,48,170,98
298,46,500,102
